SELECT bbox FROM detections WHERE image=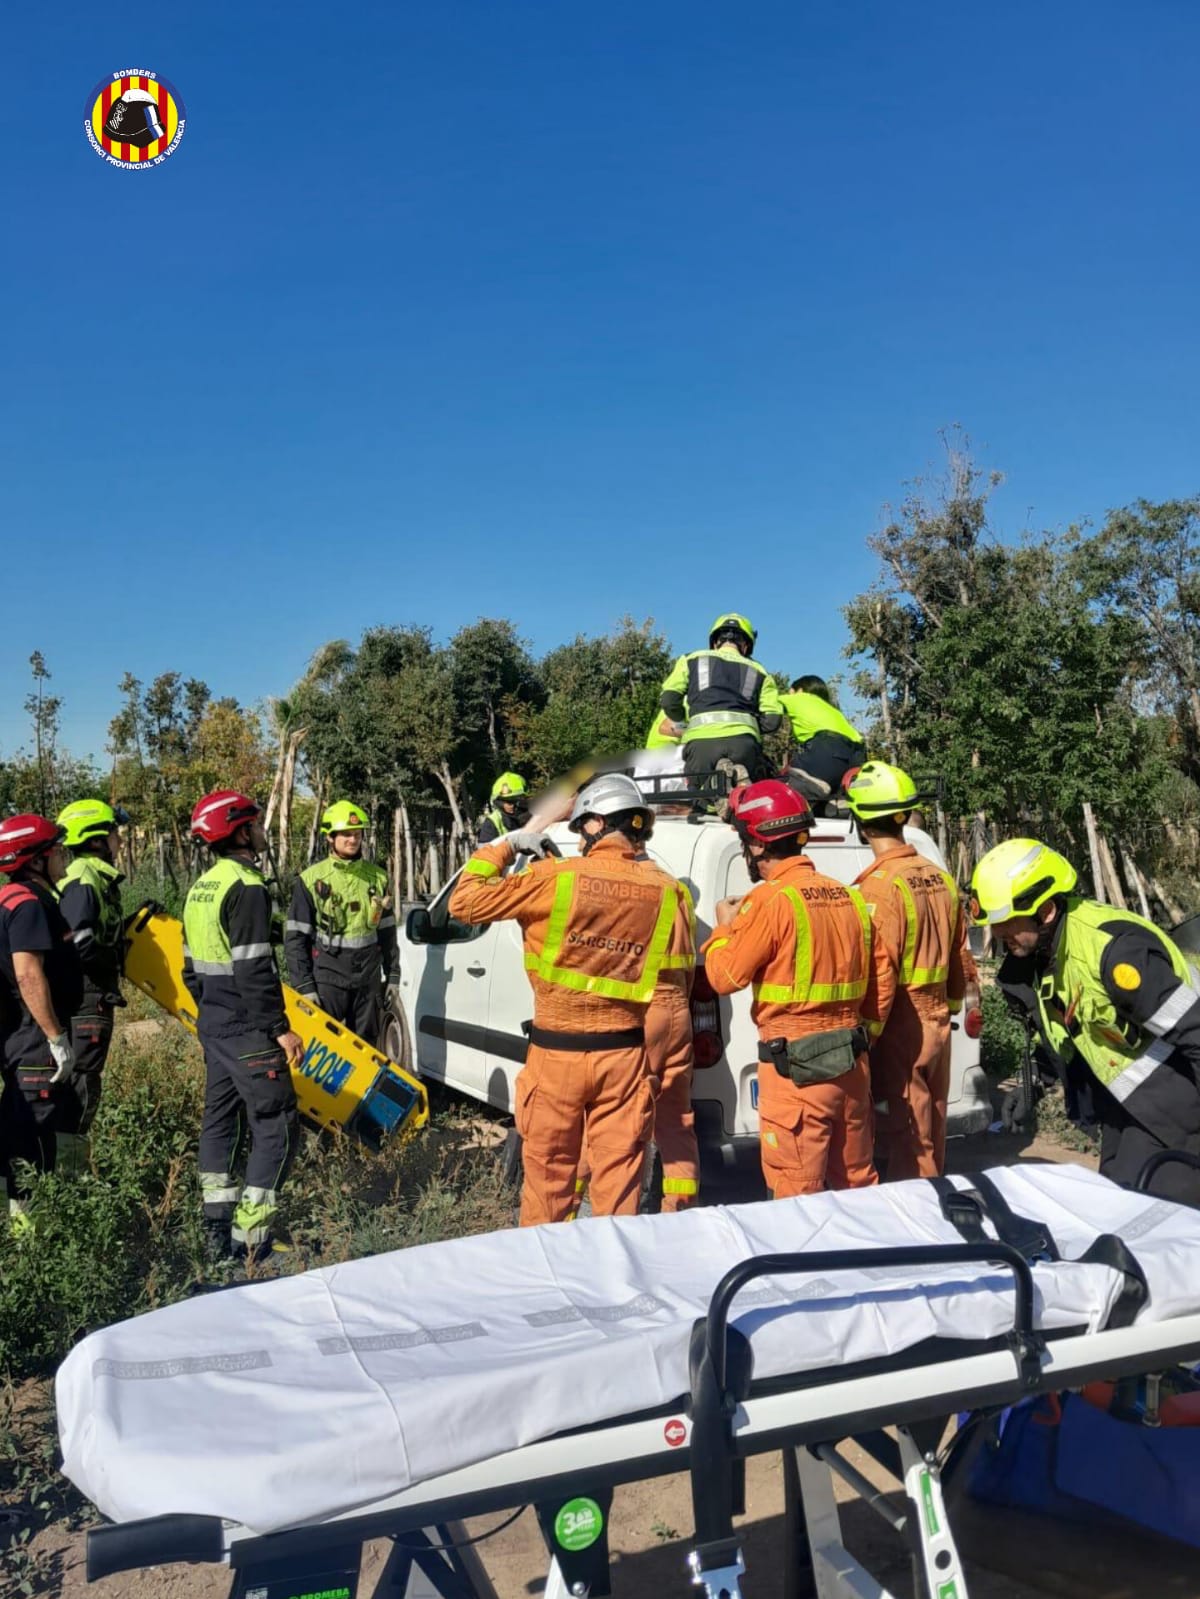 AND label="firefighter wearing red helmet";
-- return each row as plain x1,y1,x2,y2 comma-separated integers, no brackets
183,790,303,1263
701,781,894,1197
0,815,82,1231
